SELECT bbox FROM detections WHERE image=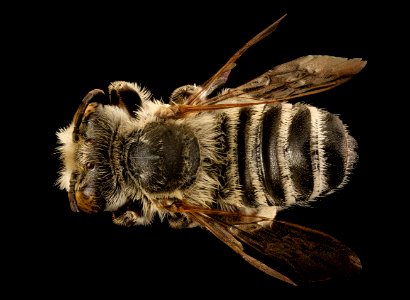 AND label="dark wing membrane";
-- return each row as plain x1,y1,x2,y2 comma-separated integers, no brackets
185,14,287,106
177,56,366,115
186,209,361,286
229,220,362,284
175,13,366,115
210,55,366,104
187,211,298,286
200,55,367,106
